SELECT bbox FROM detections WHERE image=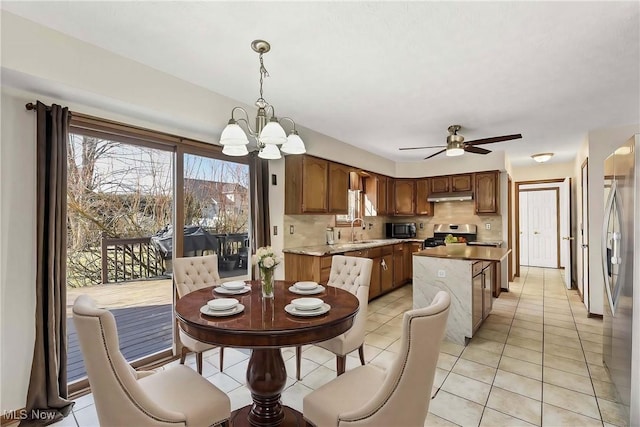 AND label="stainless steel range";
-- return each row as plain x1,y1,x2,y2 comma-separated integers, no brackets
424,224,477,247
424,224,504,248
